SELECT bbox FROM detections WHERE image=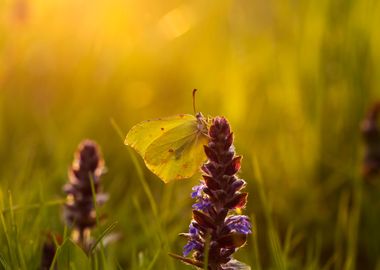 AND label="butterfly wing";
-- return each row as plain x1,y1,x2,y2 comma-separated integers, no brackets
144,120,208,183
125,114,196,156
125,114,208,183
